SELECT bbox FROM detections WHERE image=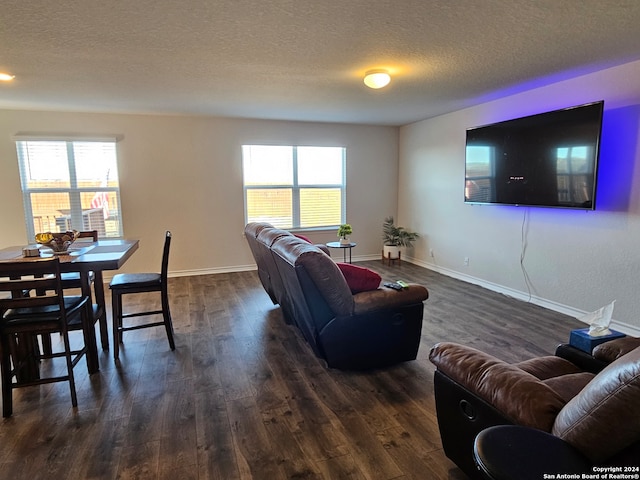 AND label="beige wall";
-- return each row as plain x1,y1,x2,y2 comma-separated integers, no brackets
0,111,399,275
399,59,640,334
